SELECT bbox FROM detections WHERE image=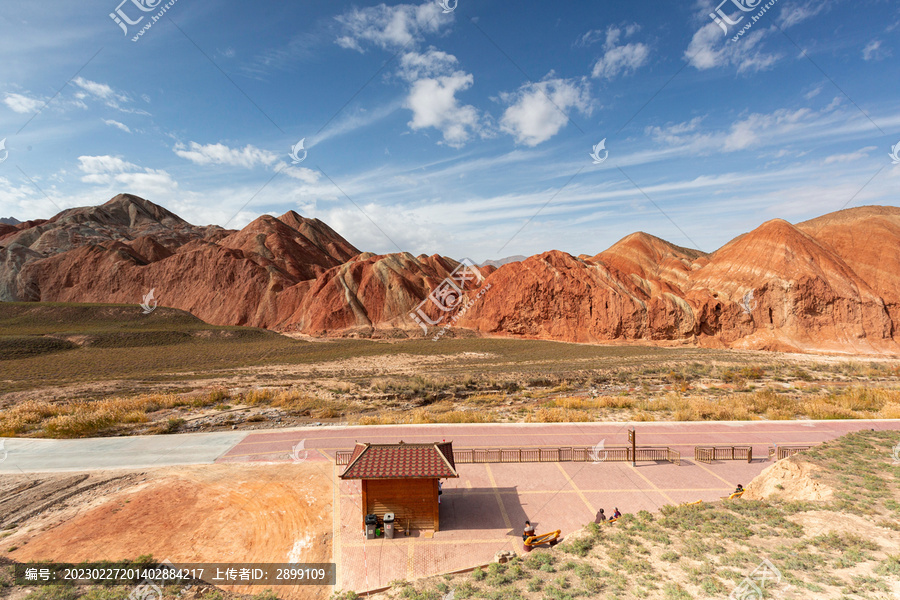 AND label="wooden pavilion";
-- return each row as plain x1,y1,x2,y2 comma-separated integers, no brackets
339,441,458,532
